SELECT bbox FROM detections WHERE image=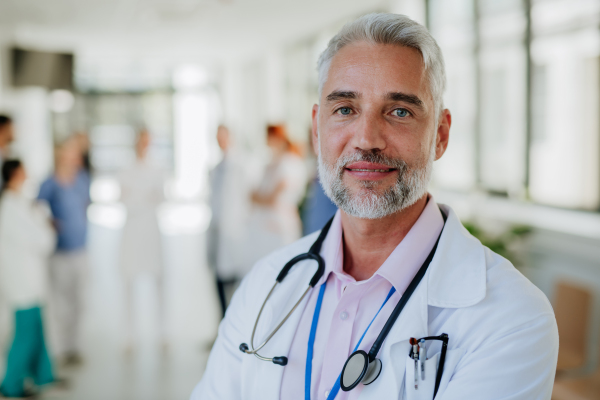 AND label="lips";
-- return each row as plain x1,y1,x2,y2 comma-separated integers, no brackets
344,161,397,180
345,162,396,172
